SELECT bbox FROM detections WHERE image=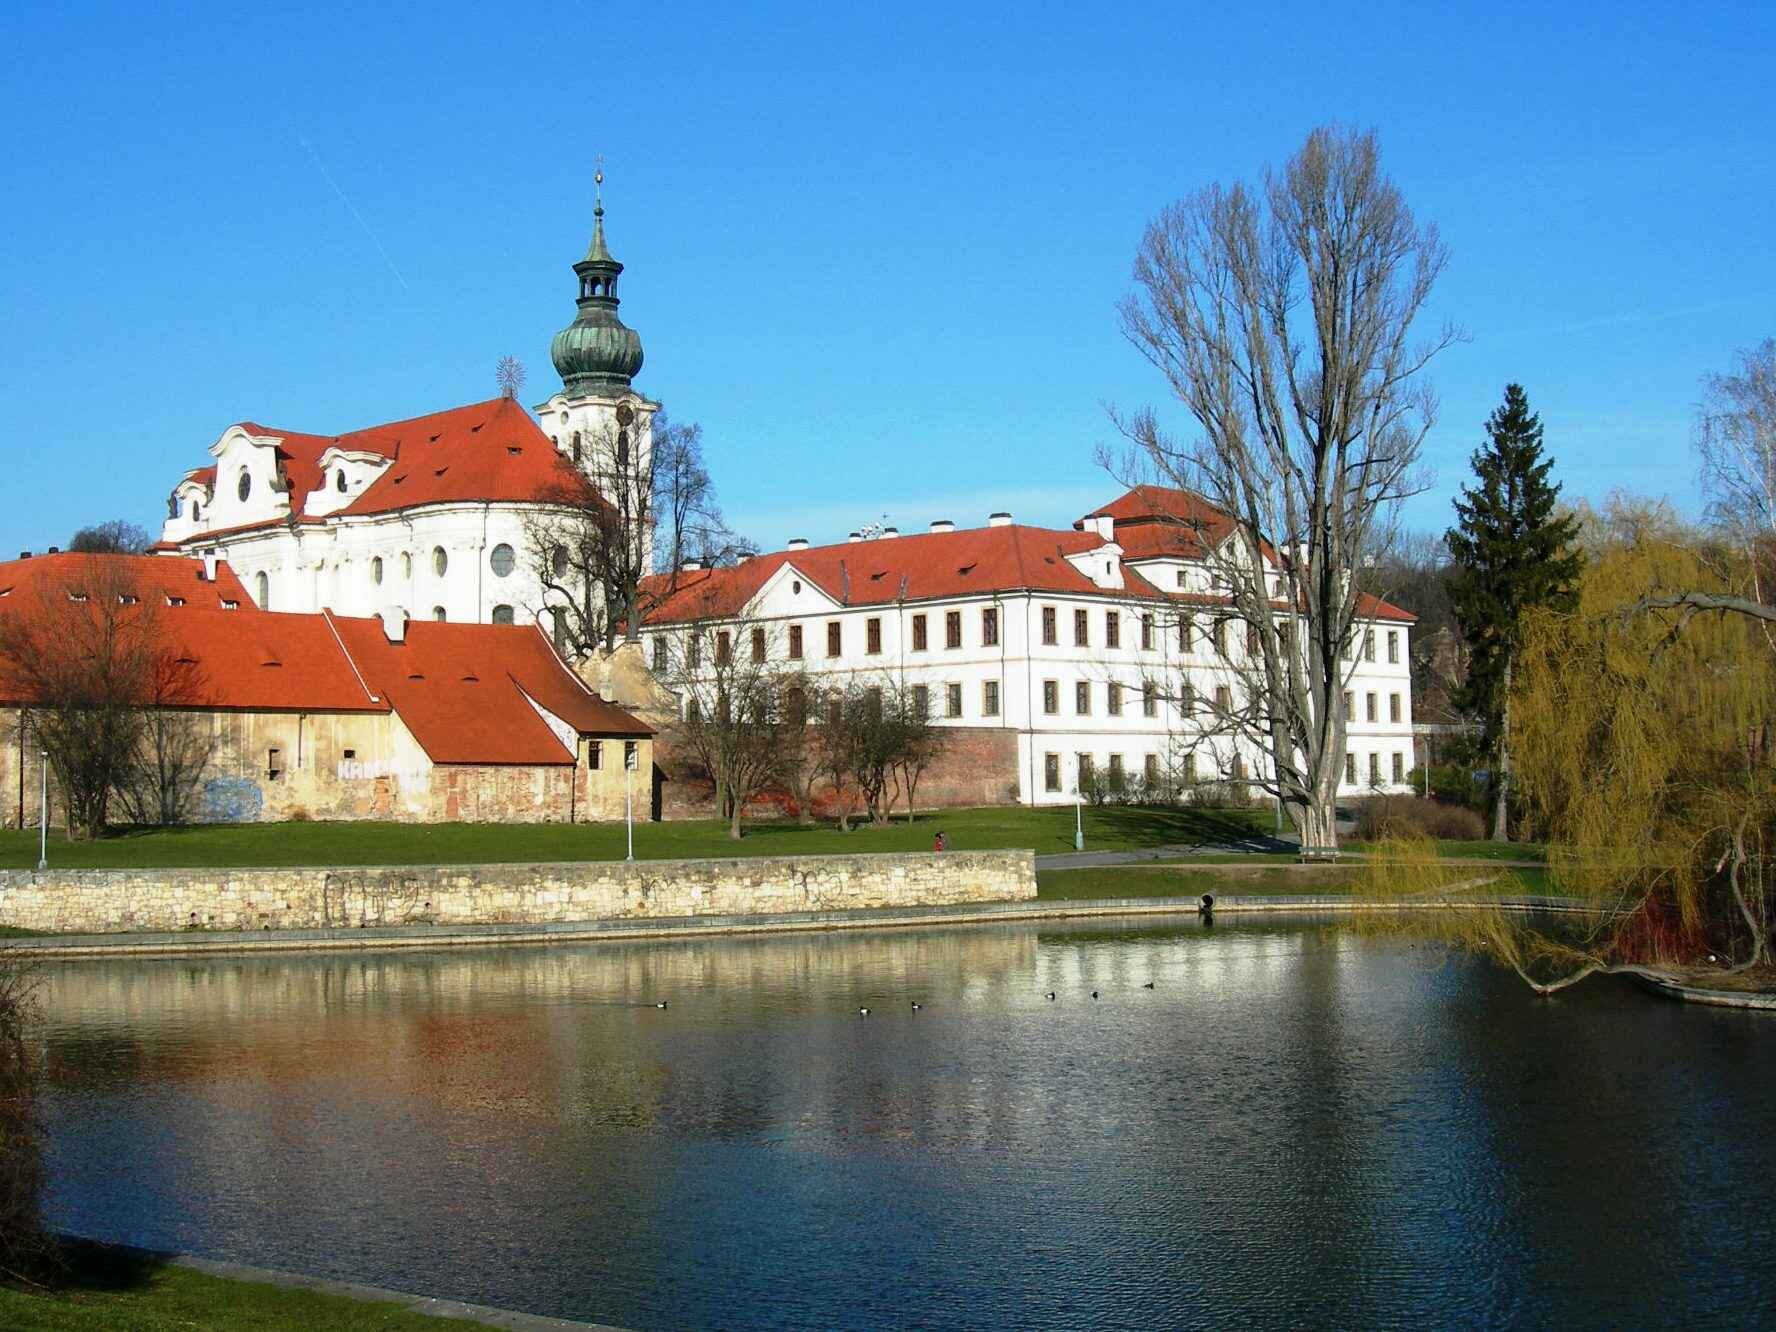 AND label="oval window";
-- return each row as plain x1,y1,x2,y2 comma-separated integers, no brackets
432,546,448,576
237,470,252,502
371,556,383,585
336,469,347,493
792,579,802,594
491,604,515,625
551,546,570,579
490,543,515,578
